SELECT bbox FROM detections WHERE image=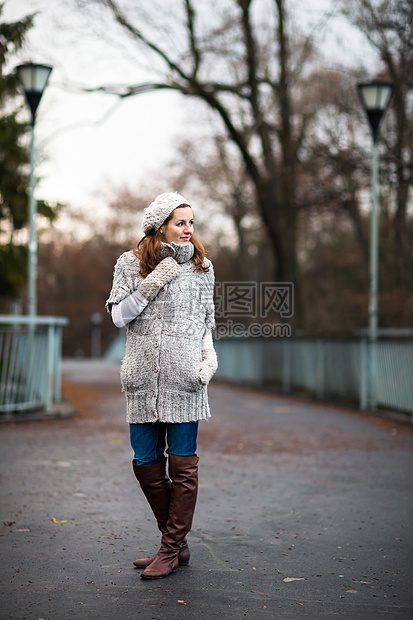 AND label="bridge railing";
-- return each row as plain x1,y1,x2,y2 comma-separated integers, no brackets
214,331,413,418
0,316,68,414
